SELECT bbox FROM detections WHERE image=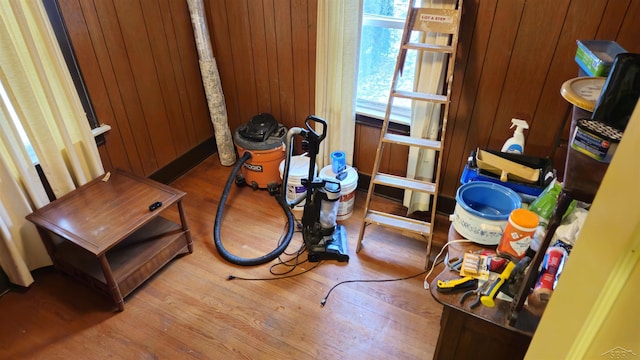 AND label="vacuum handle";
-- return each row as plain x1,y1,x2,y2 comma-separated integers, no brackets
305,115,327,143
